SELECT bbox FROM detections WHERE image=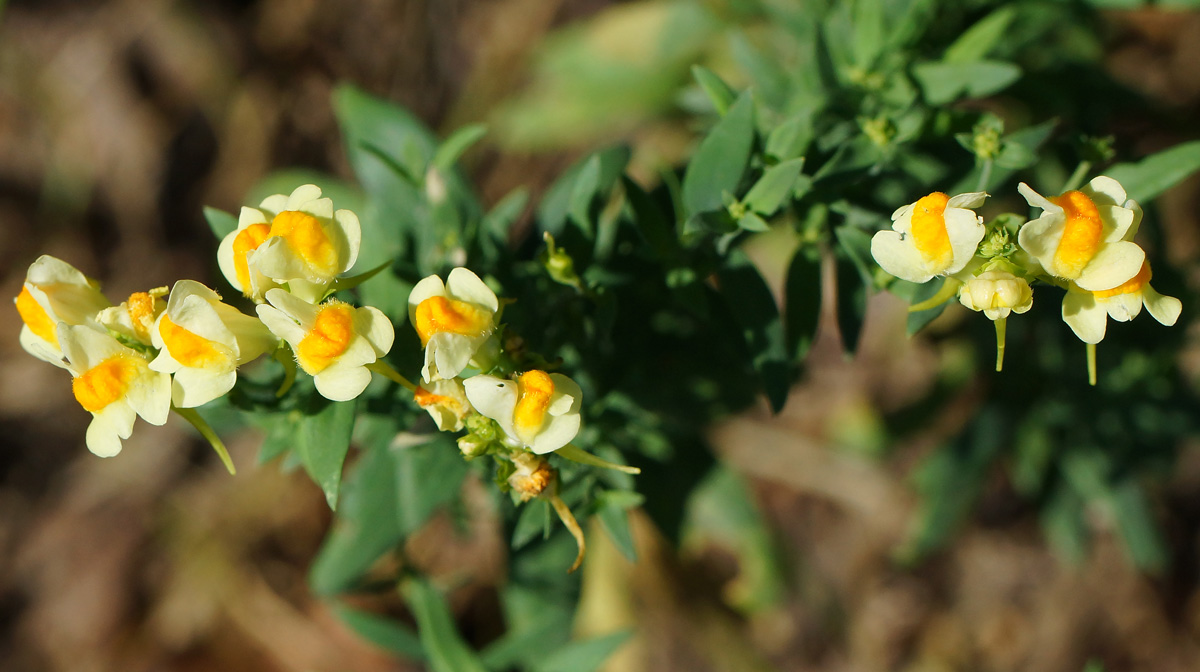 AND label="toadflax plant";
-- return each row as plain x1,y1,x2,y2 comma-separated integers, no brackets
13,0,1200,668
